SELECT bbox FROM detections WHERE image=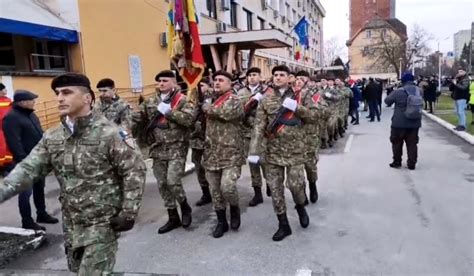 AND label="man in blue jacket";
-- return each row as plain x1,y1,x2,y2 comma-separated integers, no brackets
3,90,58,230
384,73,422,170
